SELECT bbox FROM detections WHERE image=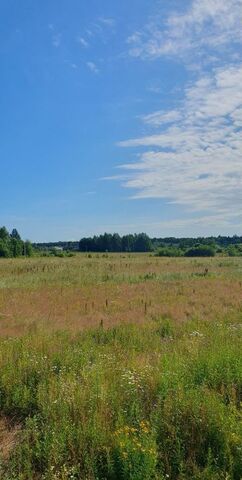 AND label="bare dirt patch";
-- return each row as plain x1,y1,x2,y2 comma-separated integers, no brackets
0,417,21,461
